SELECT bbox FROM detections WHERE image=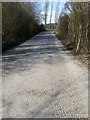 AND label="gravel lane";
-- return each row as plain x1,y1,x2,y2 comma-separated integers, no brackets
2,31,88,118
